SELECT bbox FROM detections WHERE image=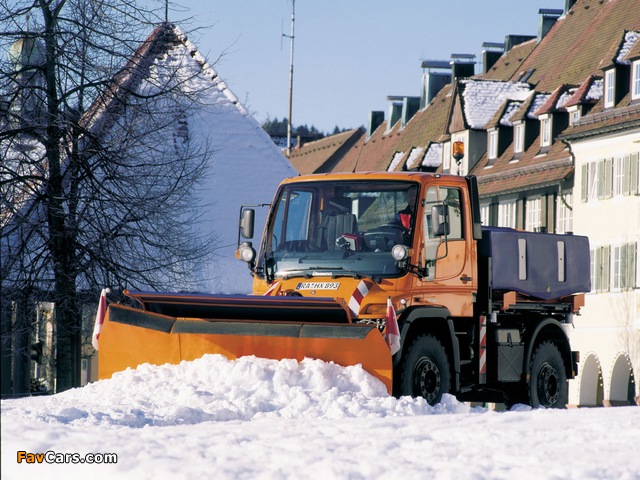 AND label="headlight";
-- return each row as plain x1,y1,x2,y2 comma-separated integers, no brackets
391,244,409,261
237,242,256,263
